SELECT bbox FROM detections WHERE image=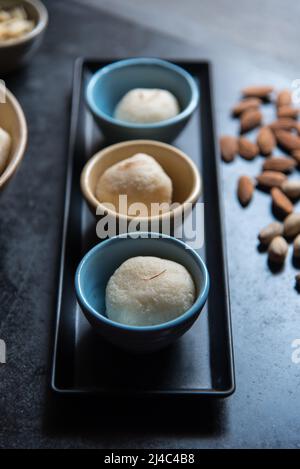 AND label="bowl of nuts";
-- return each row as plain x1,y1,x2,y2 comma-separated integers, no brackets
0,0,48,74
